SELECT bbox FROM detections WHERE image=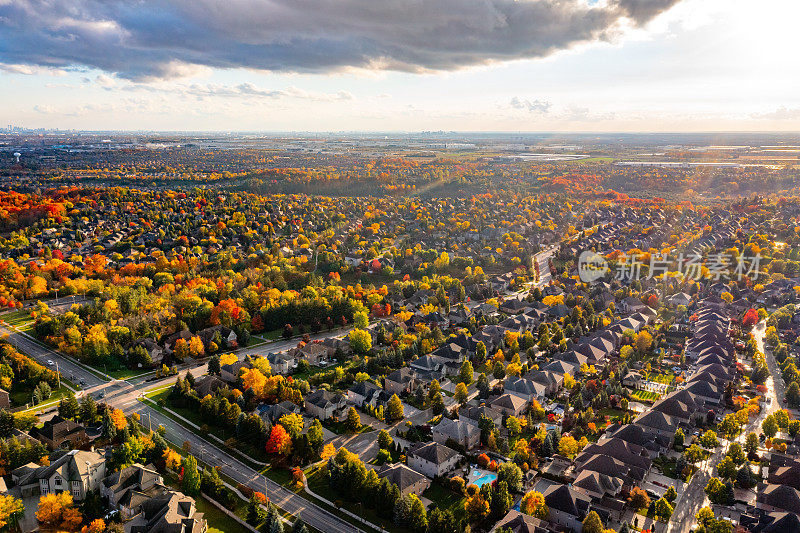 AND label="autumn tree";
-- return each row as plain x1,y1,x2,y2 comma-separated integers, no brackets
0,494,24,531
454,382,468,404
266,424,292,455
520,490,549,519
